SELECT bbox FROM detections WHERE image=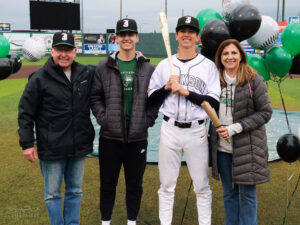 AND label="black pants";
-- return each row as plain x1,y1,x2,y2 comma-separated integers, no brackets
99,136,148,221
